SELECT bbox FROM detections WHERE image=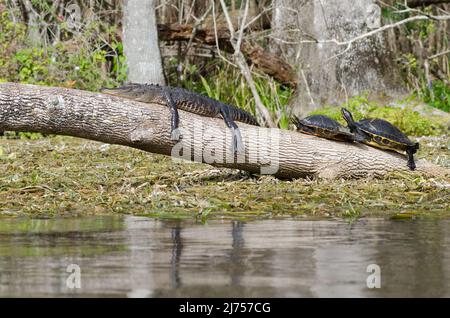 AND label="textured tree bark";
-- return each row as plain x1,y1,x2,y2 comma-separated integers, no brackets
271,0,406,115
0,83,446,179
123,0,165,84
